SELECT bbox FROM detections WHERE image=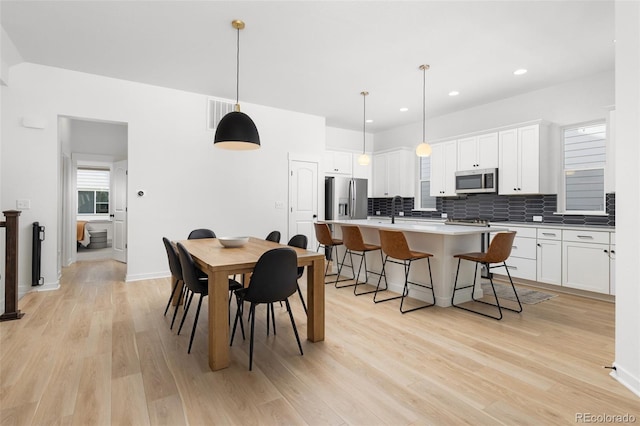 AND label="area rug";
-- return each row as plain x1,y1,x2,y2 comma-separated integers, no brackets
481,282,557,305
